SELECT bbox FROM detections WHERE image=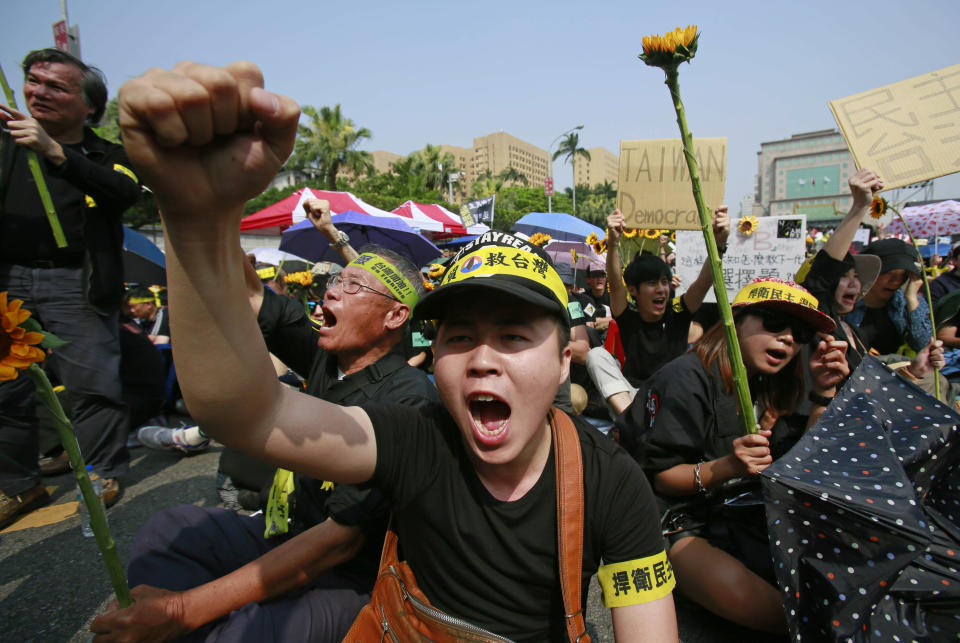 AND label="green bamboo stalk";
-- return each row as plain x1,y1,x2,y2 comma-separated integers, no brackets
0,64,68,248
665,67,757,435
26,365,132,608
887,204,941,400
